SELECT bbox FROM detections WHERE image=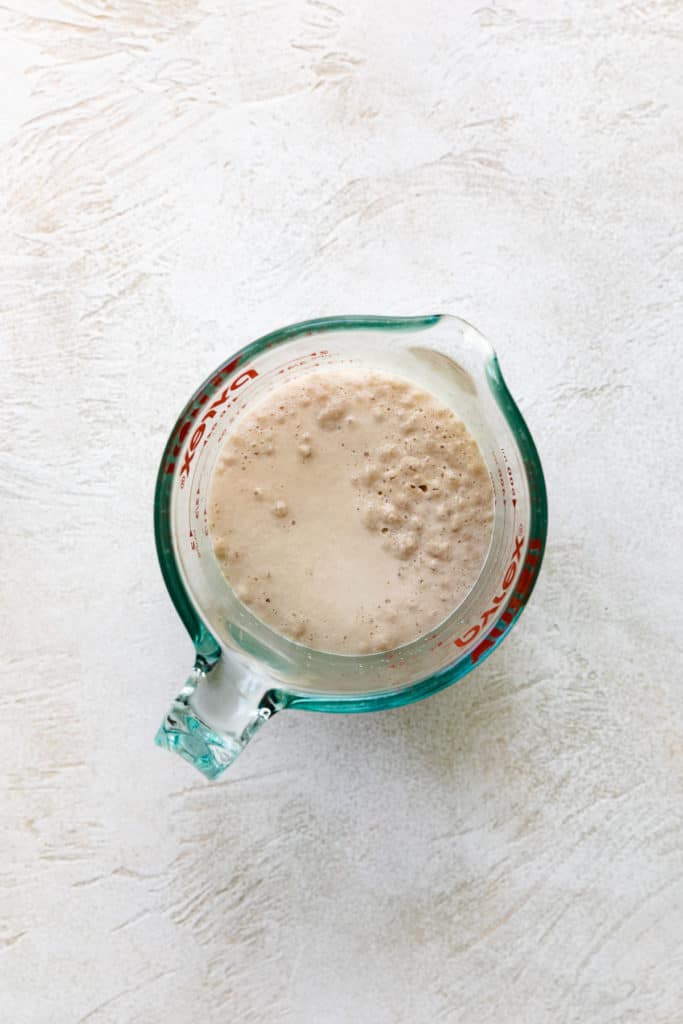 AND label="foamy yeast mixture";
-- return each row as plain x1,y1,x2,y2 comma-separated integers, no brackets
209,369,494,654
